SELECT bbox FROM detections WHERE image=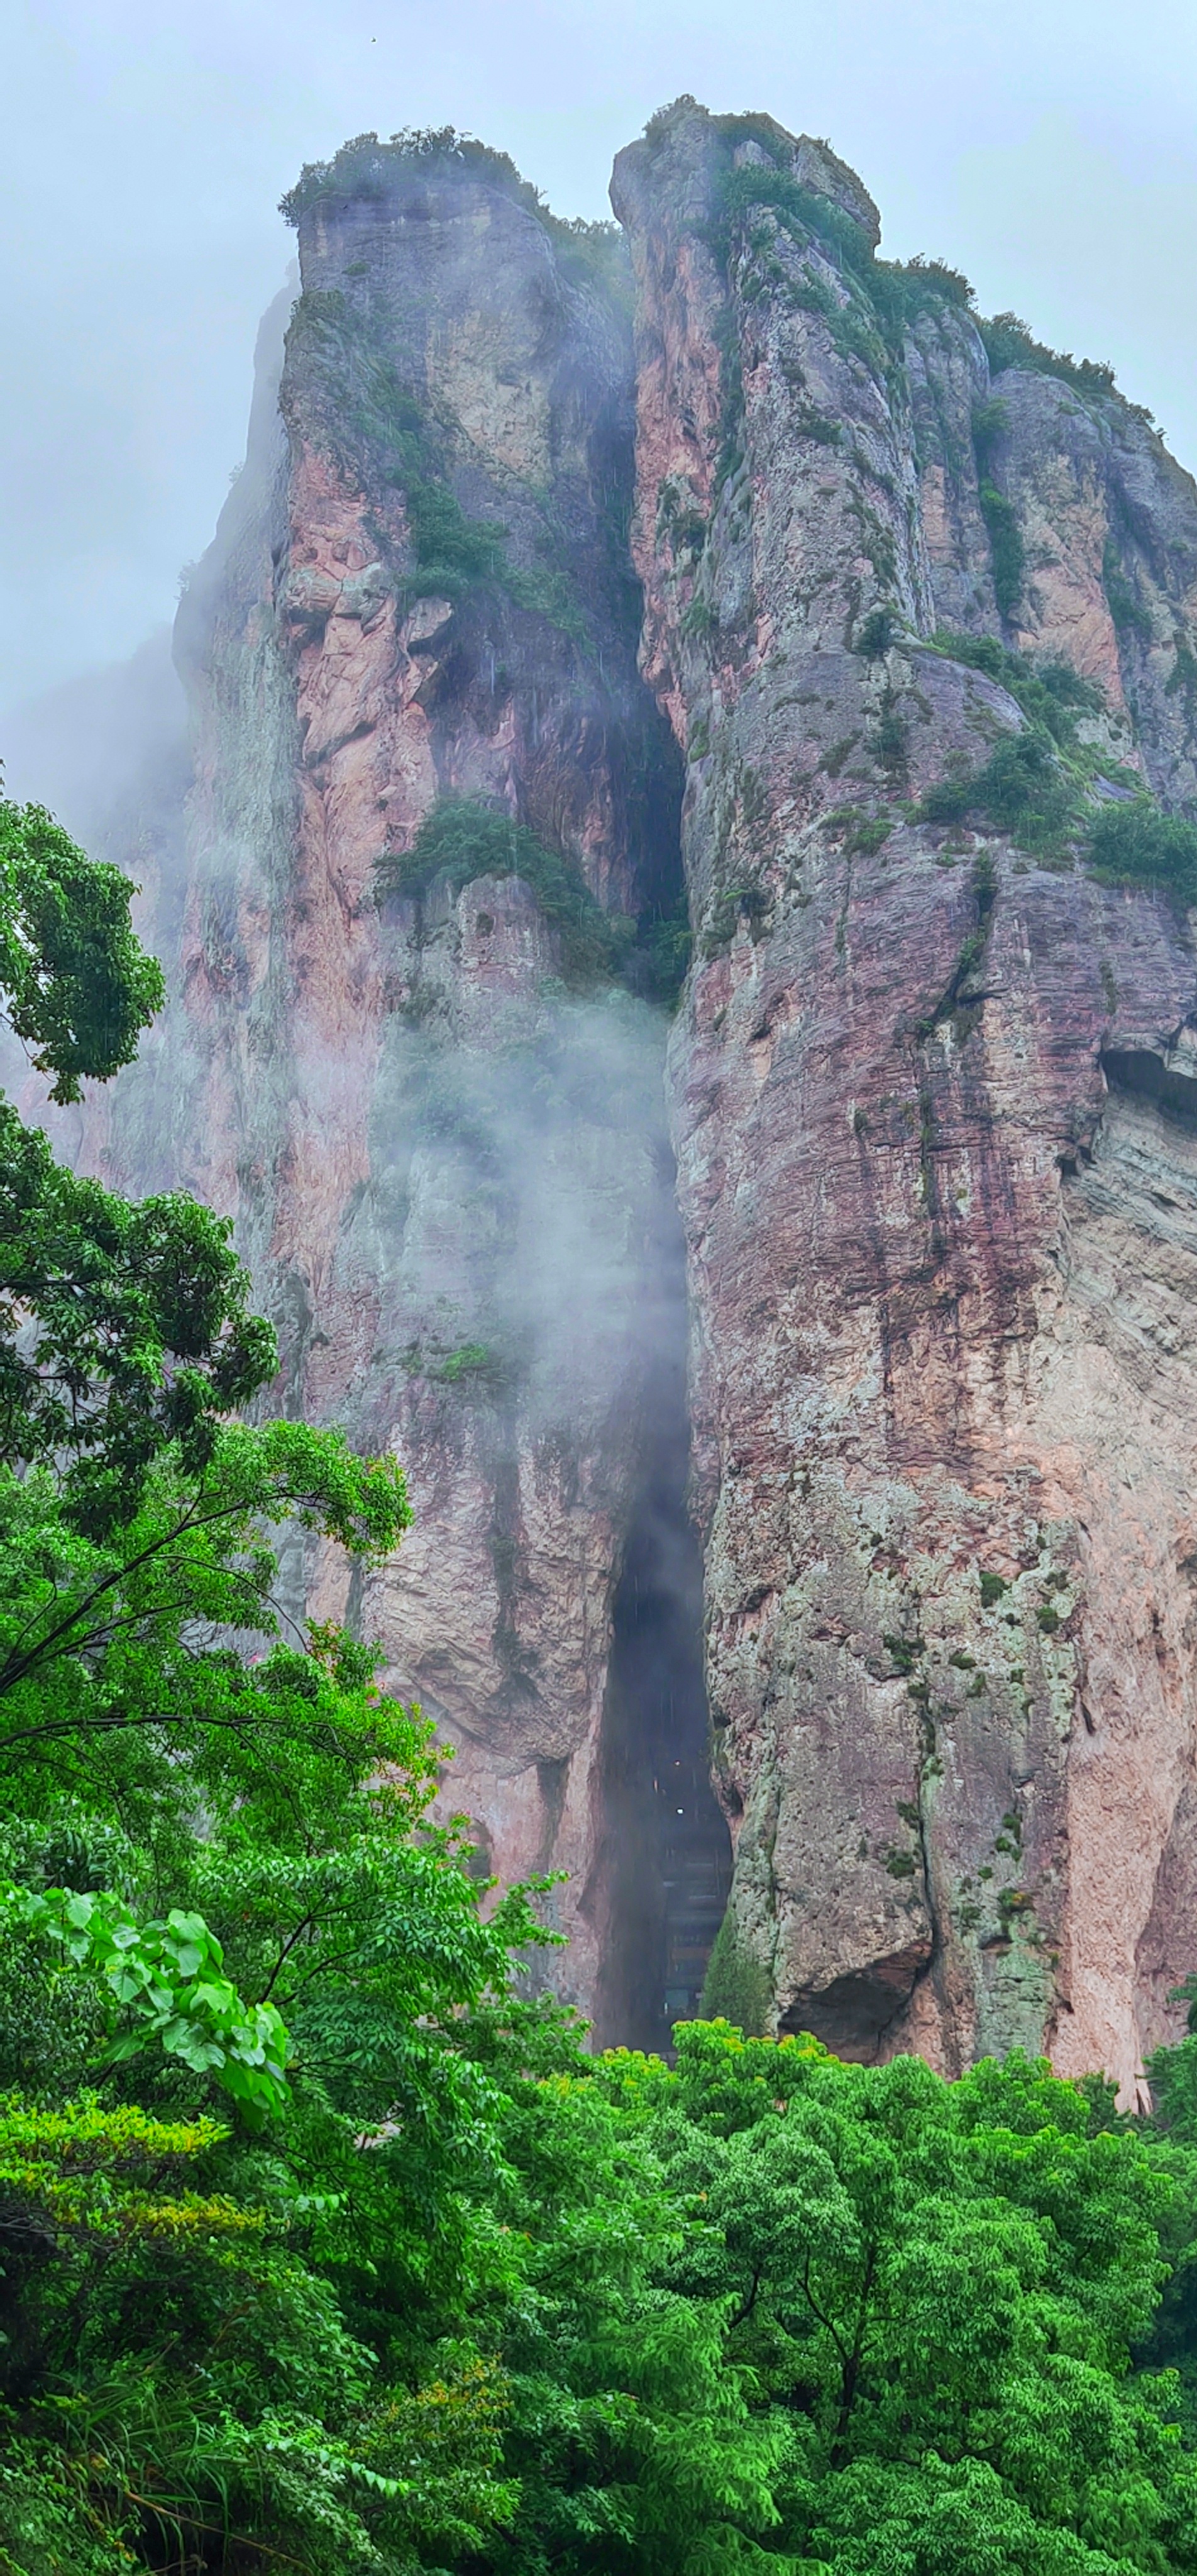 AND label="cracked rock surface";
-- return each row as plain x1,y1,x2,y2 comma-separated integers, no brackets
614,99,1197,2097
